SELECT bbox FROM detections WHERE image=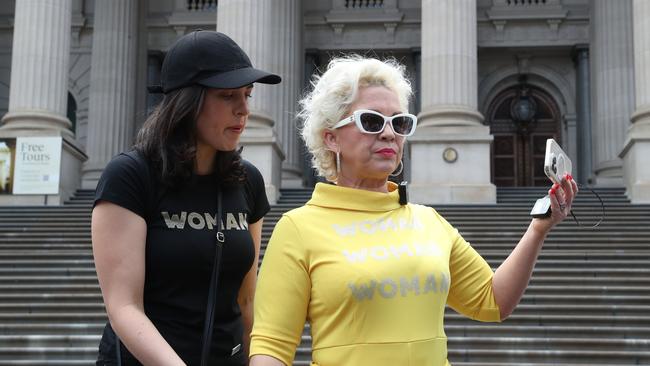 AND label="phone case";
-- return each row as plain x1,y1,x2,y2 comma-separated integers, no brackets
543,139,572,184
